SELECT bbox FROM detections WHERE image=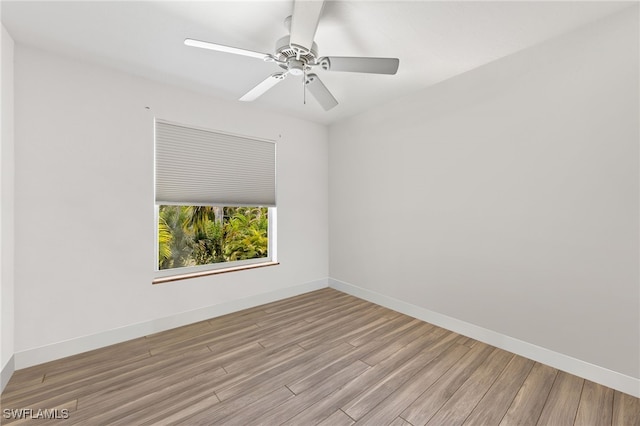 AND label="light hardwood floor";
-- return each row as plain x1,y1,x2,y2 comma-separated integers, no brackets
2,288,639,425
